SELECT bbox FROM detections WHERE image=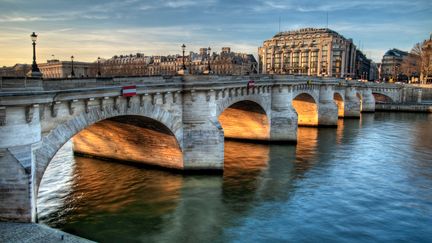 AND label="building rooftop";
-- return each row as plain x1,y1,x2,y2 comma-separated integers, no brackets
383,48,408,57
273,28,340,38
